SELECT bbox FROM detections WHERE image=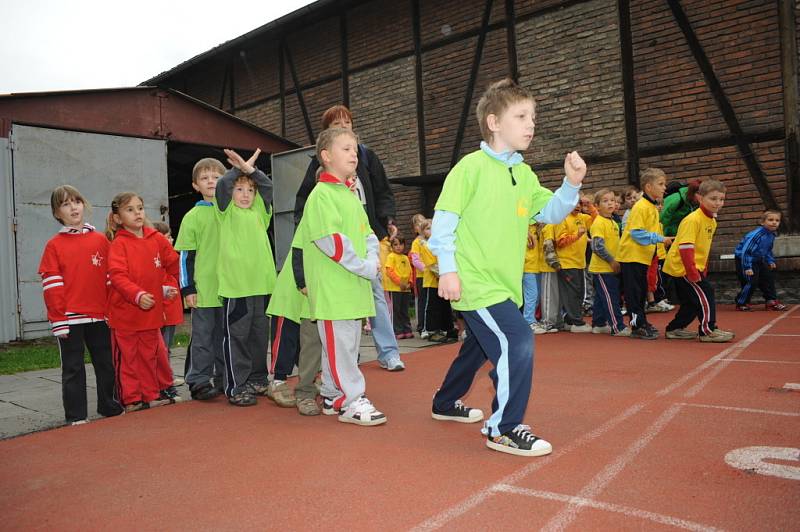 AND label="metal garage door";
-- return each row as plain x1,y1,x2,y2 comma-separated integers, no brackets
10,124,168,338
